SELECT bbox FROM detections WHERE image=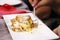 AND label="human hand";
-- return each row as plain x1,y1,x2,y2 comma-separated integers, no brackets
29,0,52,19
53,25,60,37
29,0,52,8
